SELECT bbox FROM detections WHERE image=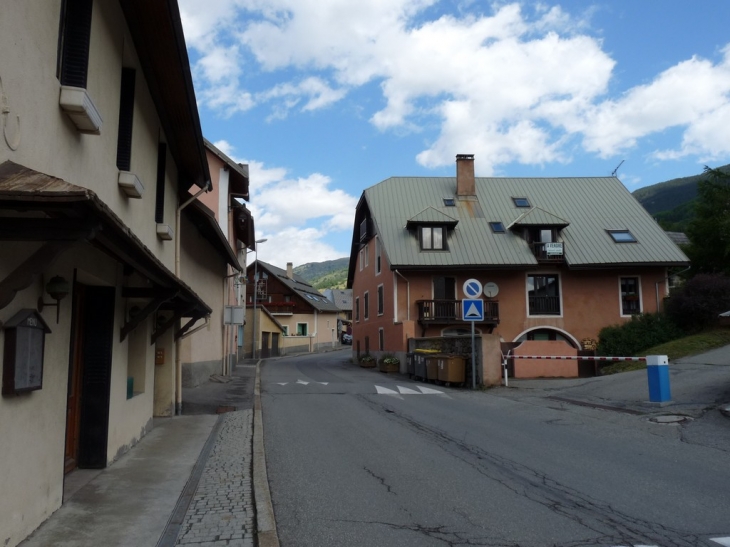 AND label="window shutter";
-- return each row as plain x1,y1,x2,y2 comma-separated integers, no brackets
116,68,136,171
59,0,93,88
155,143,167,223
